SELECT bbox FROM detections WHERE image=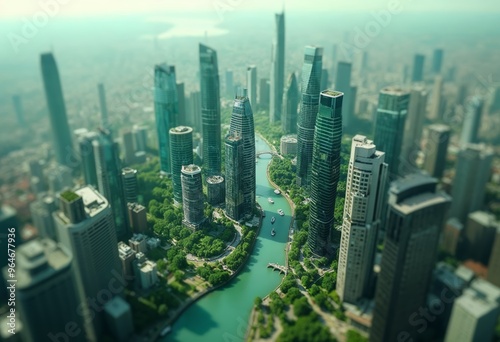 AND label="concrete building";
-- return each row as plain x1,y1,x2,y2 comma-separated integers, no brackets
488,228,500,287
104,296,134,342
169,126,194,205
411,54,425,82
118,241,136,279
181,164,205,229
401,86,428,170
441,218,464,256
462,211,499,264
225,134,244,220
129,233,148,253
282,72,299,134
460,96,484,147
134,254,158,290
280,134,298,155
127,203,148,234
121,167,138,204
423,124,450,179
78,131,99,188
432,48,443,74
269,11,285,123
122,130,136,165
29,194,57,241
207,175,225,206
